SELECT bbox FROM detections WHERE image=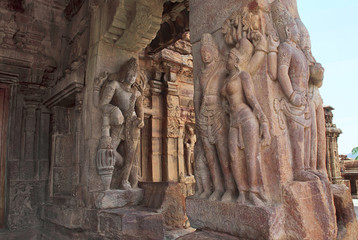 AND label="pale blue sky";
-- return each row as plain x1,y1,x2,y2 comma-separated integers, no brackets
298,1,358,154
